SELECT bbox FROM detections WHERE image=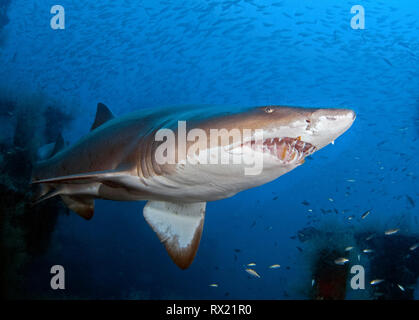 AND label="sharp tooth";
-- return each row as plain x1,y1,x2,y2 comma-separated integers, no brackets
331,140,335,145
